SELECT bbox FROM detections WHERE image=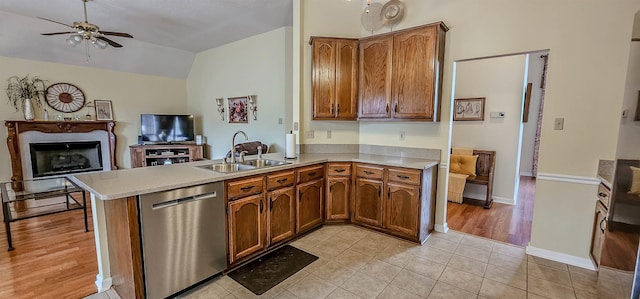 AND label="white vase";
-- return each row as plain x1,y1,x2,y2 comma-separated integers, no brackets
23,98,35,121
